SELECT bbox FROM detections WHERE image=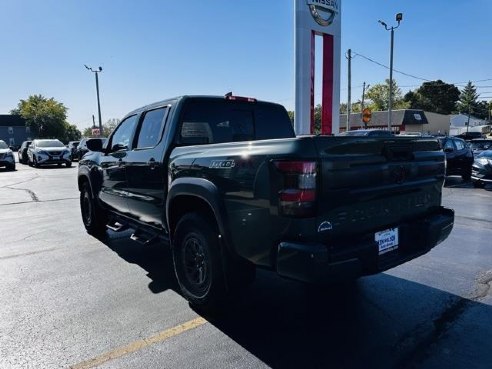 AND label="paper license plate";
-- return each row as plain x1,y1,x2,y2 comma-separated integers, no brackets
375,227,399,255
